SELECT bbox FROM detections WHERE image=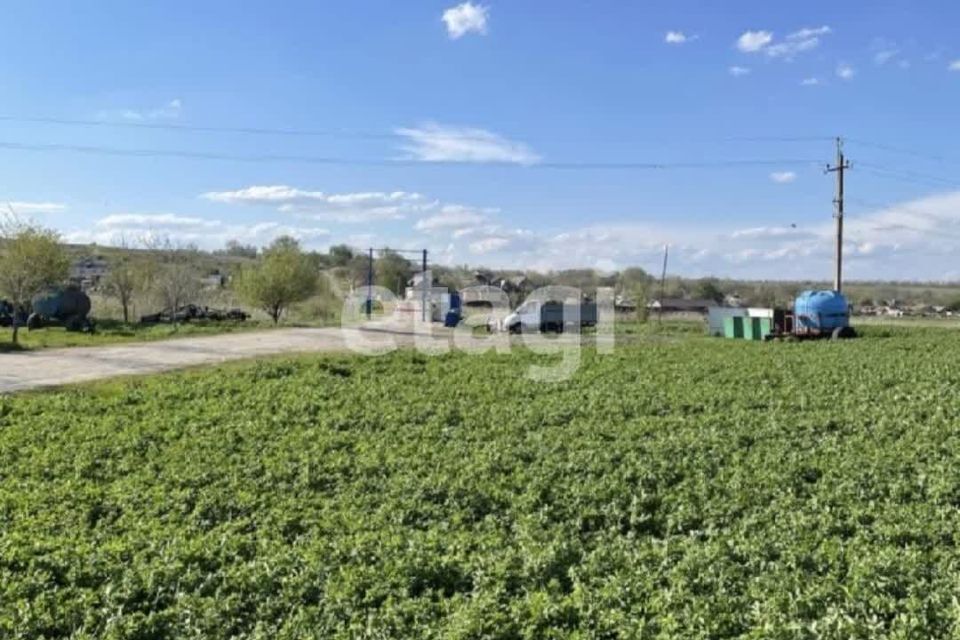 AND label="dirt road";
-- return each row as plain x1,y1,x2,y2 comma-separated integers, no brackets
0,326,449,393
